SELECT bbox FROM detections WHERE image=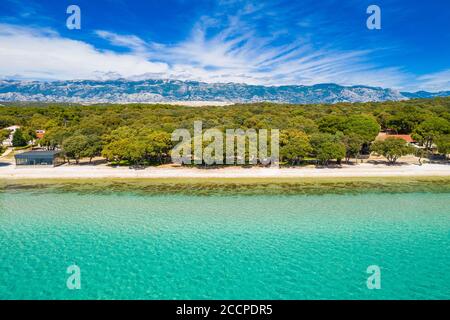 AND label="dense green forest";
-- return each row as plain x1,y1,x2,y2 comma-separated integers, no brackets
1,97,450,165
